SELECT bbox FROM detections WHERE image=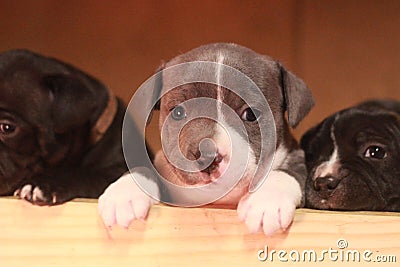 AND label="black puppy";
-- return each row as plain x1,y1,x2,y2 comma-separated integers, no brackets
0,49,140,205
301,100,400,211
